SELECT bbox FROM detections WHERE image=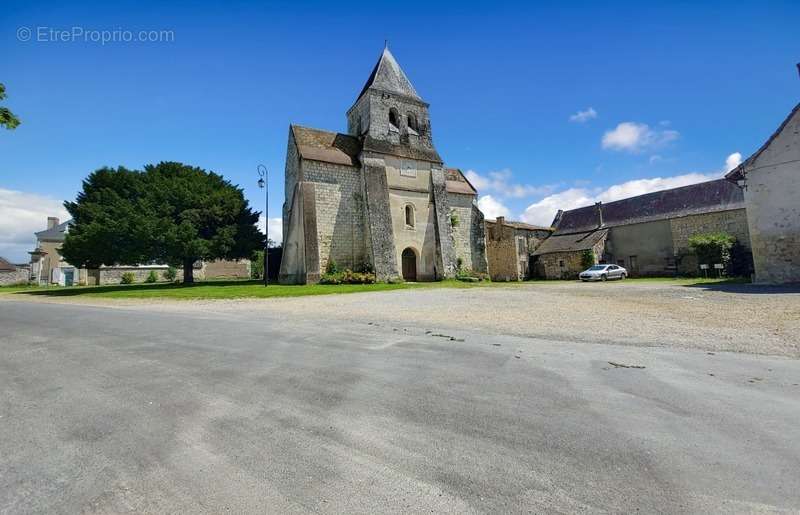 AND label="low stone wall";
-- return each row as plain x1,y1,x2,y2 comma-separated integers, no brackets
202,259,250,279
97,267,171,285
0,268,30,286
